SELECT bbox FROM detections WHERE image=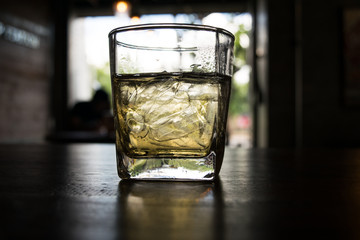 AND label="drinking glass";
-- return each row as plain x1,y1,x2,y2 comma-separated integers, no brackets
109,23,234,181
